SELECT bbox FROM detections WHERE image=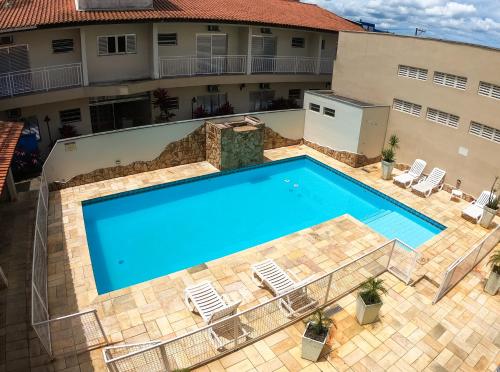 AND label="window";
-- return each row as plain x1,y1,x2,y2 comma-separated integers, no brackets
52,39,74,53
321,39,325,50
250,90,275,111
469,121,500,143
397,65,428,81
426,108,459,128
291,37,305,48
196,93,227,114
433,72,467,90
0,35,13,46
59,108,82,124
309,103,320,112
393,99,422,117
164,97,179,110
478,81,500,100
98,34,136,55
260,28,272,34
323,107,335,117
158,33,177,46
288,89,301,100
